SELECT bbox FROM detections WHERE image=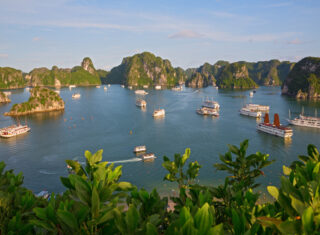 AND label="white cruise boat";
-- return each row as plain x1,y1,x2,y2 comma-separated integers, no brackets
155,85,161,90
143,85,149,89
134,145,147,153
153,109,165,117
69,85,76,90
135,90,148,95
0,124,31,138
172,86,182,91
141,153,156,161
240,107,262,118
136,99,147,107
196,107,219,117
245,104,269,112
72,93,81,99
257,113,293,138
108,84,111,87
203,100,220,109
96,85,101,88
249,91,254,97
288,114,320,129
